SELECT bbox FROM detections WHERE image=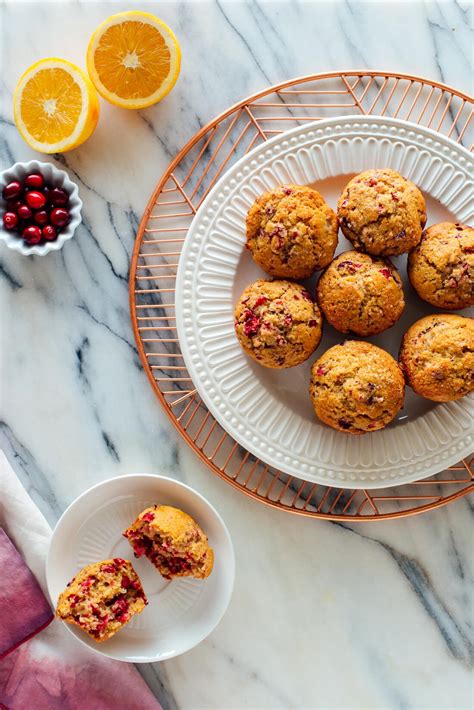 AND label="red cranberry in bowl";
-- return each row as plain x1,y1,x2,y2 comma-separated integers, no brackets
2,181,22,200
25,173,45,189
3,212,18,230
17,204,33,220
25,190,46,209
50,207,70,227
42,225,57,241
34,209,49,225
22,225,42,244
6,198,22,211
50,187,69,206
